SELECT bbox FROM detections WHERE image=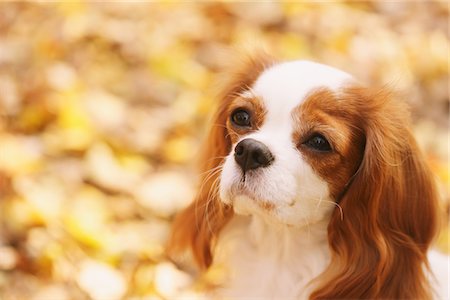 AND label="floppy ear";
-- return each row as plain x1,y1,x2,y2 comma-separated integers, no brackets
311,88,439,299
167,50,274,269
167,103,231,269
